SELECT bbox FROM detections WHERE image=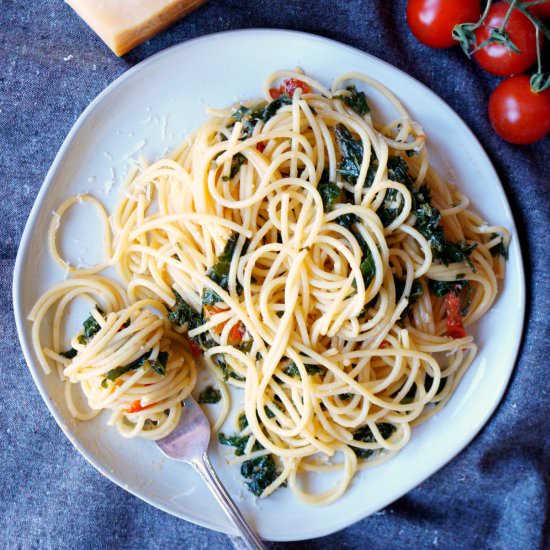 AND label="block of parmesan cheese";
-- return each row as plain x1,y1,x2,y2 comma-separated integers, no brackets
65,0,207,56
